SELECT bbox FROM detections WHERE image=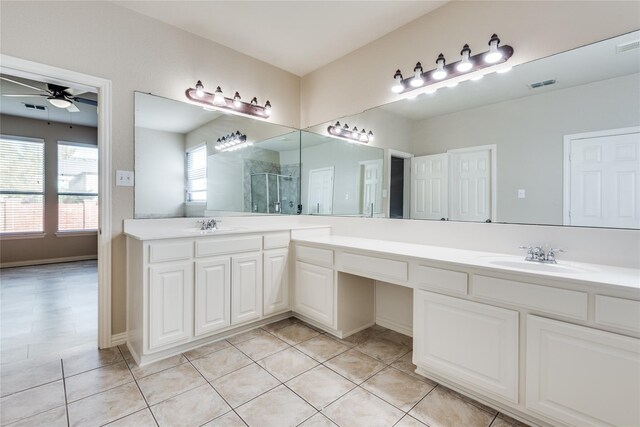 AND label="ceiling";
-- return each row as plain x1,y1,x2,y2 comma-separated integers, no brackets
0,75,98,127
112,0,447,76
380,30,640,121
